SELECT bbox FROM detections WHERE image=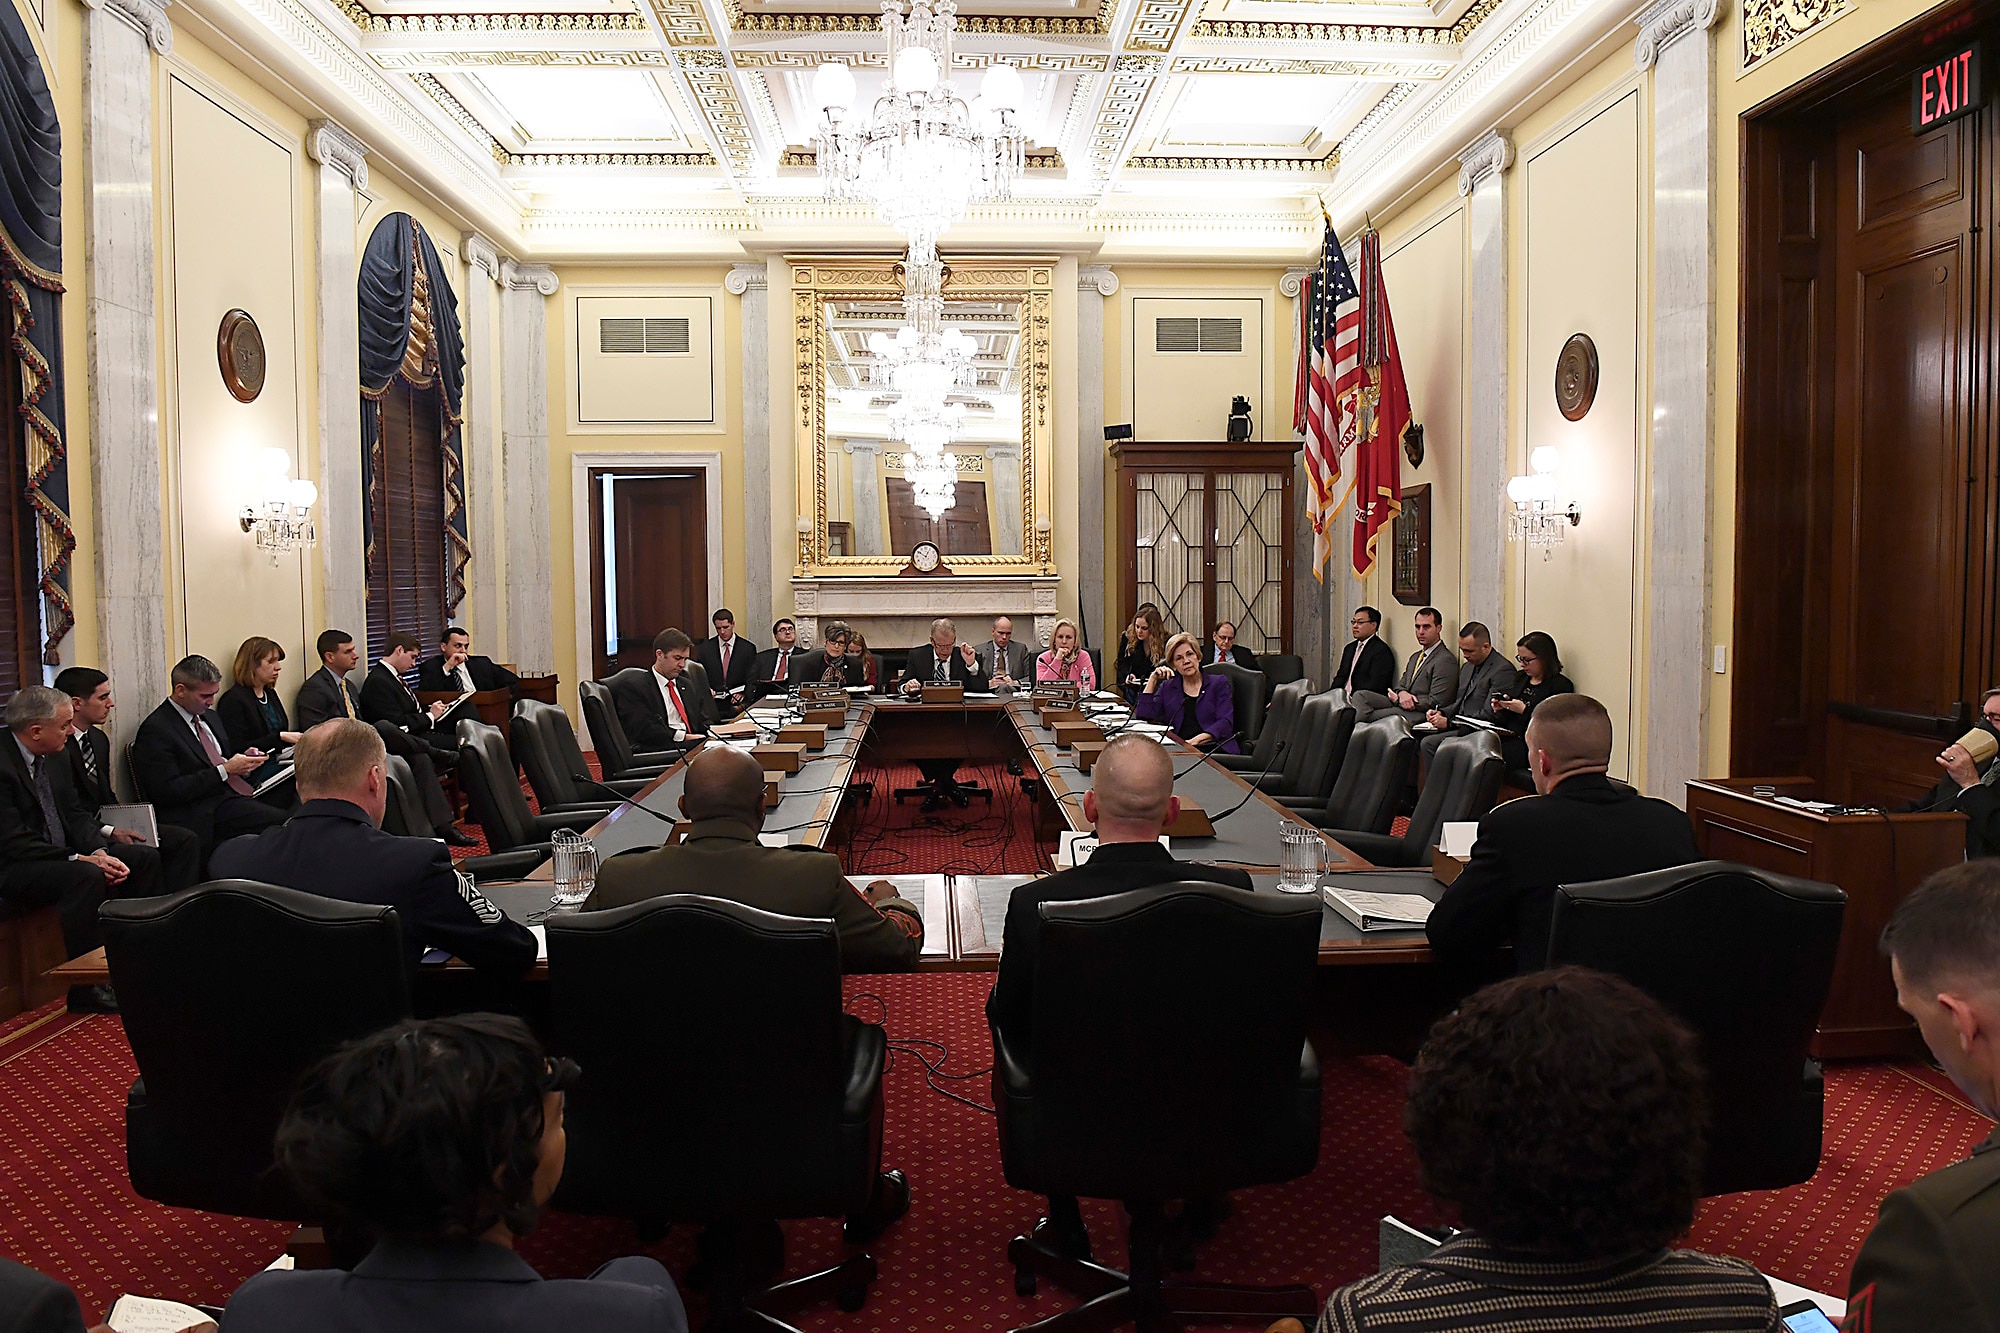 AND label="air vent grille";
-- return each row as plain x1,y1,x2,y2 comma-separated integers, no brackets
599,317,692,354
1154,316,1243,353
